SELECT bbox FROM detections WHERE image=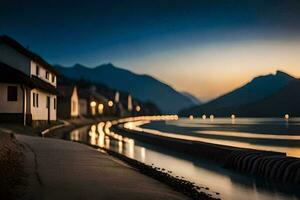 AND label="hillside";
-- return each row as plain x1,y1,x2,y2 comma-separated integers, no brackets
55,63,198,113
180,70,296,117
238,79,300,117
